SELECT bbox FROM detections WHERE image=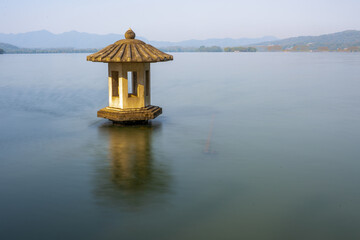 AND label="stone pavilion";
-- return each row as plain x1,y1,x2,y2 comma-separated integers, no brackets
87,28,173,123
